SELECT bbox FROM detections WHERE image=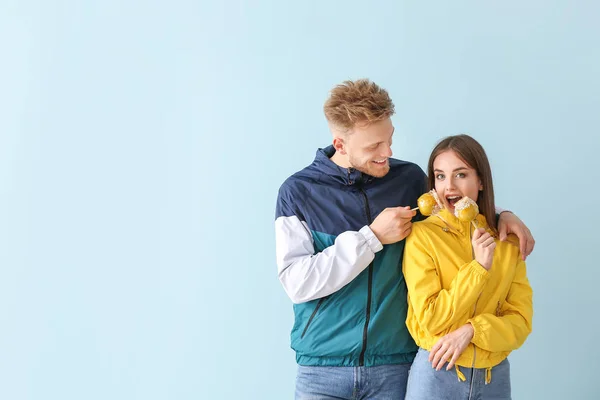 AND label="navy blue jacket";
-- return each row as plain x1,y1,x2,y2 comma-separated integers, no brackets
275,145,427,366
